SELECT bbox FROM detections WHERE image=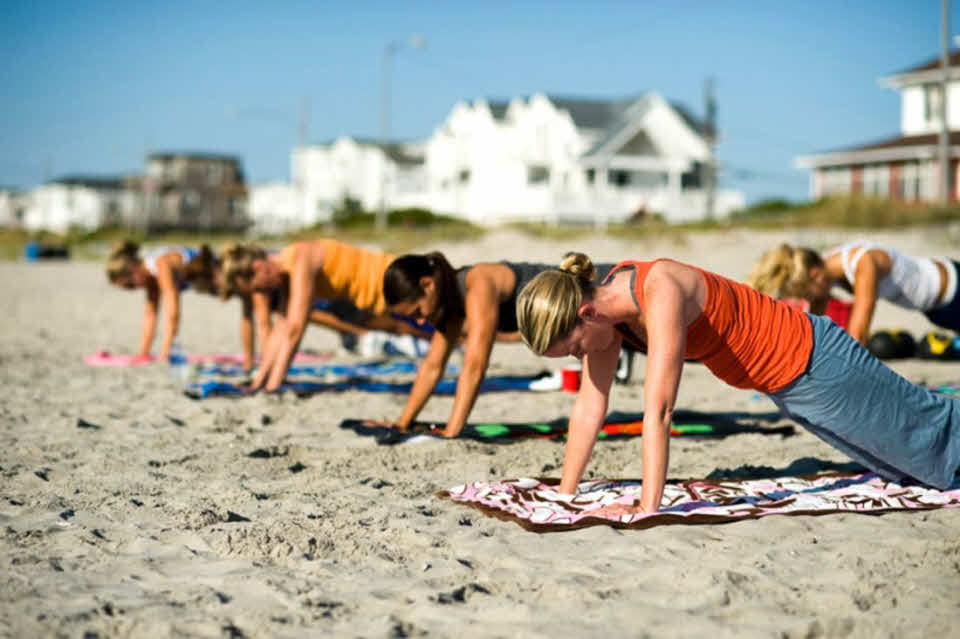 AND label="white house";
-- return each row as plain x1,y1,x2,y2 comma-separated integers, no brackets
0,188,26,227
22,177,139,233
423,92,743,225
263,91,744,230
796,51,960,201
247,181,302,234
295,137,425,221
